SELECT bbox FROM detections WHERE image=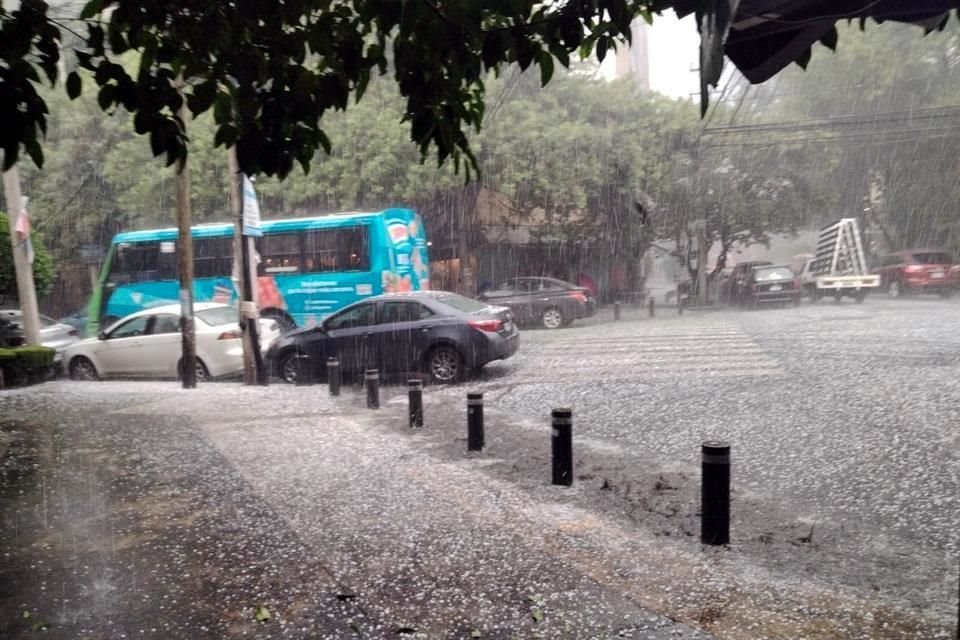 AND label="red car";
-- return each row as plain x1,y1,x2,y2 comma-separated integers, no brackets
875,250,958,299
